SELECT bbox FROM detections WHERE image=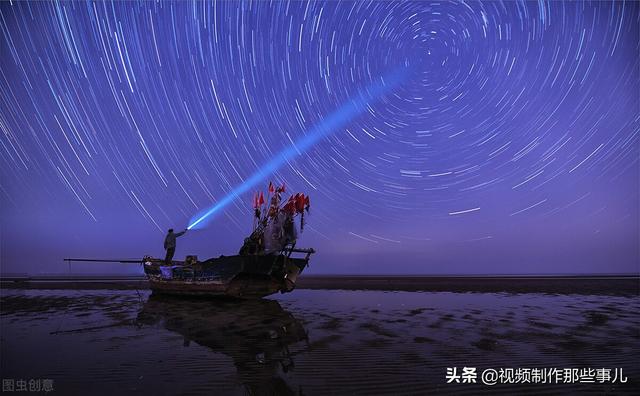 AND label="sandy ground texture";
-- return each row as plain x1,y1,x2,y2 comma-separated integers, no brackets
1,289,638,395
1,275,638,295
